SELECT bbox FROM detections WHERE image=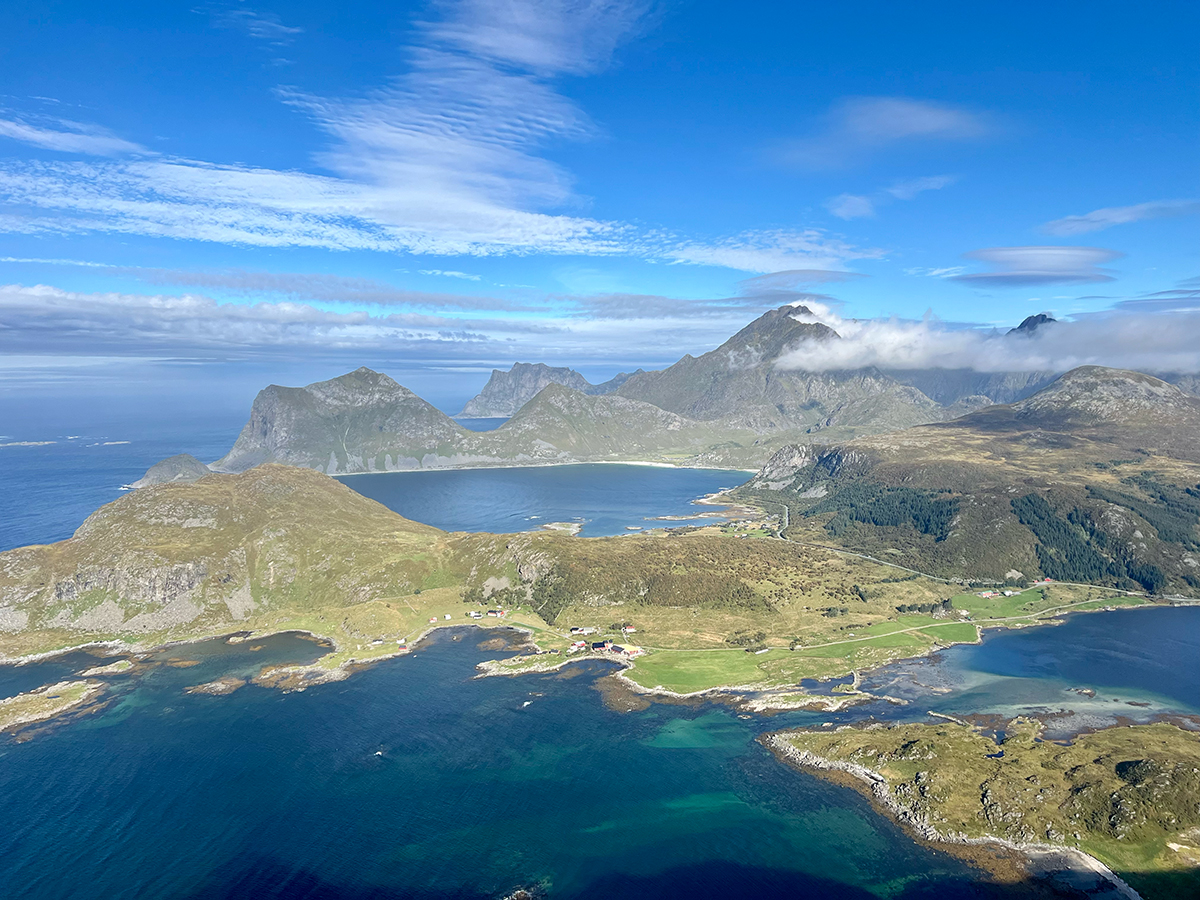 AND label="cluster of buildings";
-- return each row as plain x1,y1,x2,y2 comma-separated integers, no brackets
567,639,641,657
